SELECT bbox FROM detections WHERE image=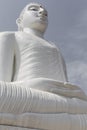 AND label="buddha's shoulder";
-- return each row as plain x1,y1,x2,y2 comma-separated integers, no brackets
0,31,19,48
0,31,16,36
